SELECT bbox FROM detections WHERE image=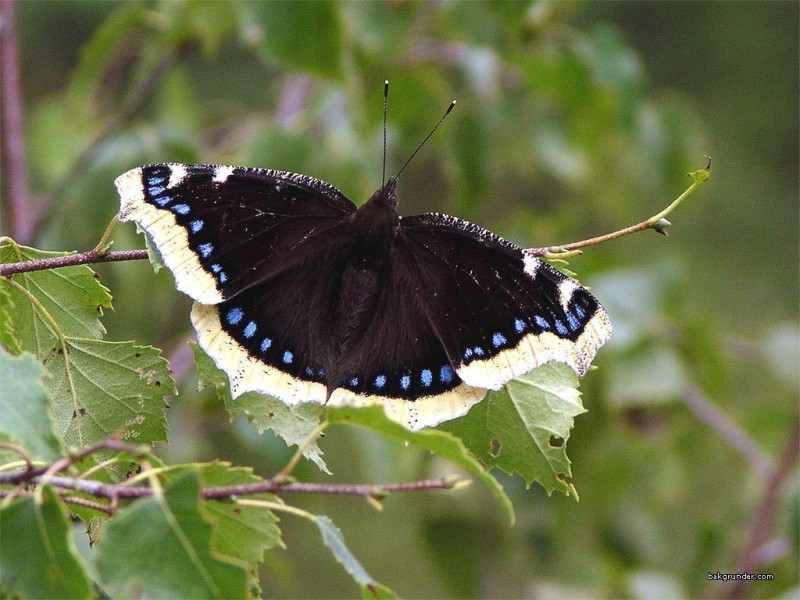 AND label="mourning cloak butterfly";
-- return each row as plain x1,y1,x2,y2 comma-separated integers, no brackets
116,104,611,430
